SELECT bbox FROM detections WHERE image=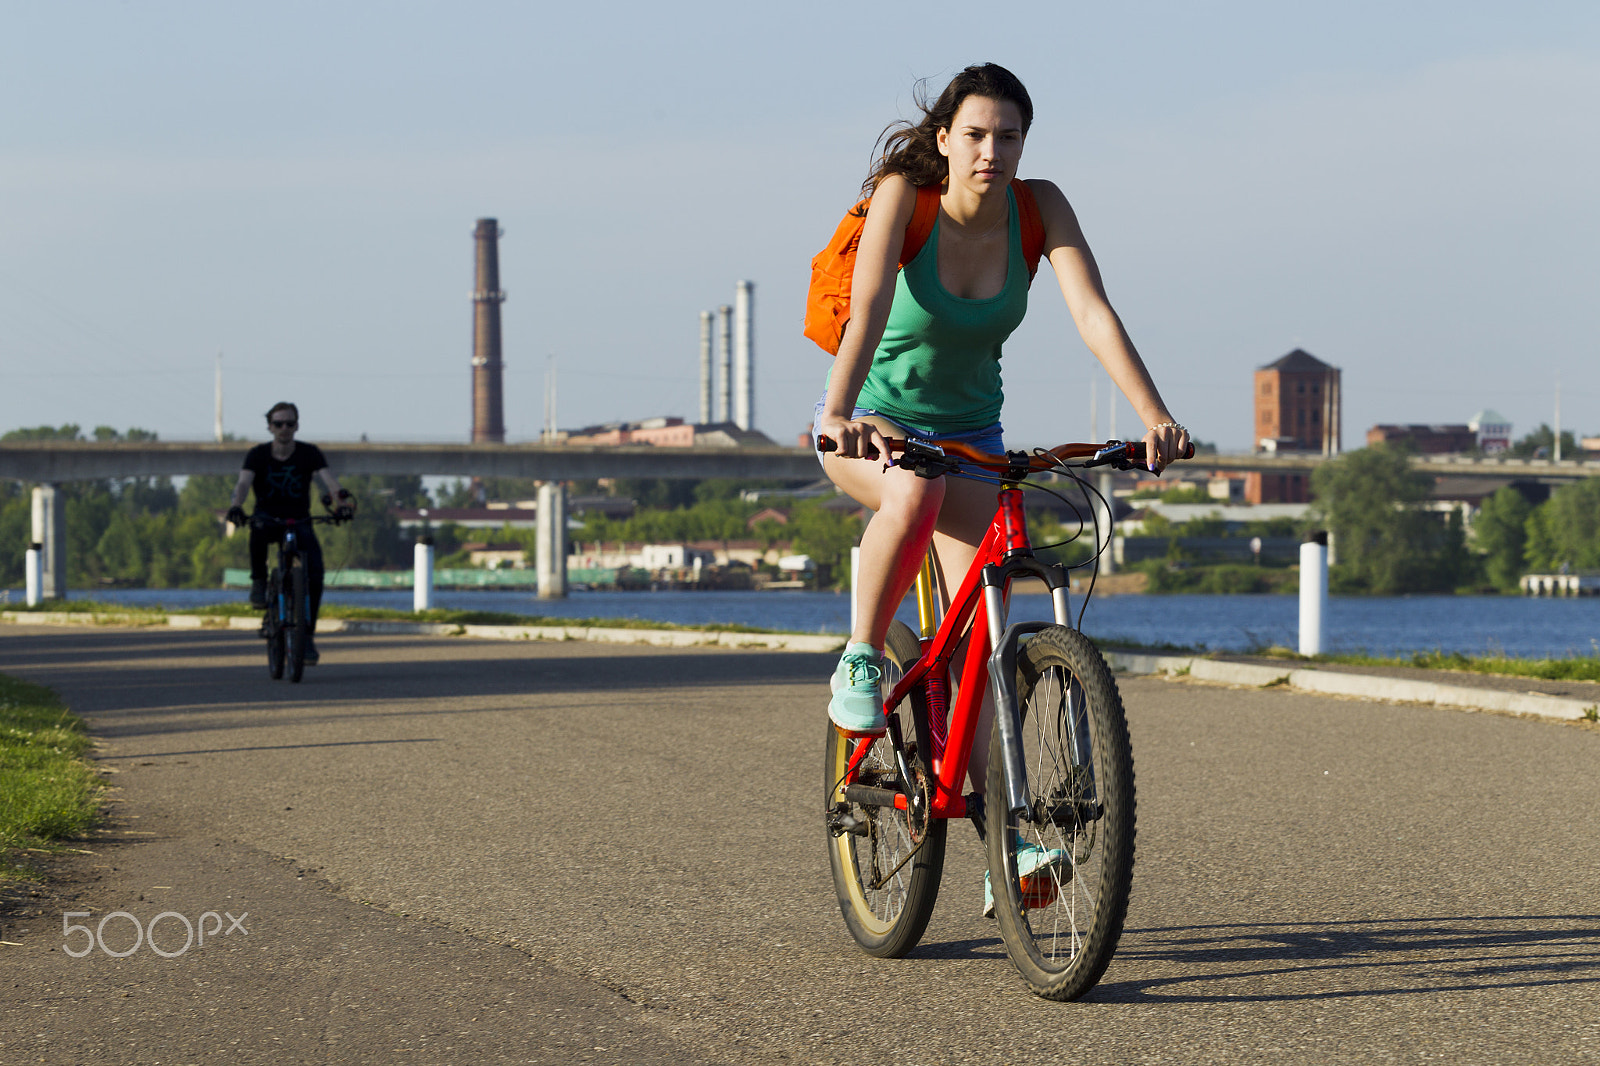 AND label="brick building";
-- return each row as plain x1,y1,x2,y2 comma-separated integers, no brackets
1246,348,1341,504
1253,349,1341,456
1365,424,1478,454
